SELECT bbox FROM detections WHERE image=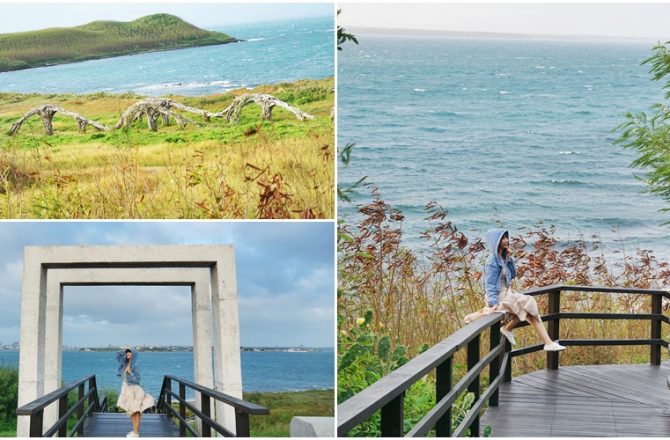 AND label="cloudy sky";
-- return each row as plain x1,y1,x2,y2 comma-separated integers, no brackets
339,3,670,41
0,3,333,33
0,222,334,348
